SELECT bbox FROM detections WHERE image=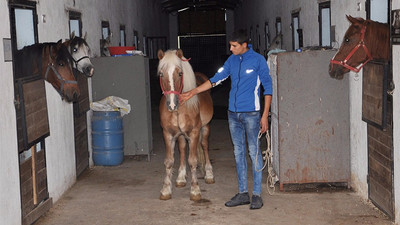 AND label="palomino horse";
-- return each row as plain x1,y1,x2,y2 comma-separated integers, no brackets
63,33,94,77
157,49,214,201
14,40,80,102
329,15,390,79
